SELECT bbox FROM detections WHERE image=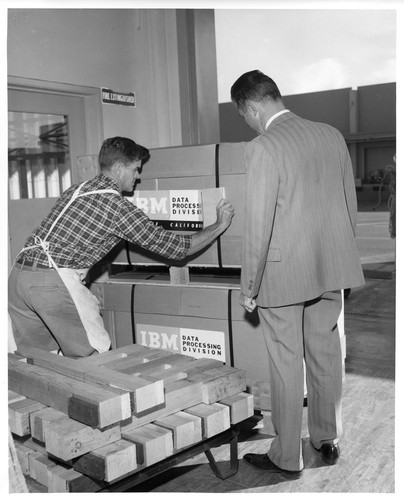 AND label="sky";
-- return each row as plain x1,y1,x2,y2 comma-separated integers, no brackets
215,8,397,102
